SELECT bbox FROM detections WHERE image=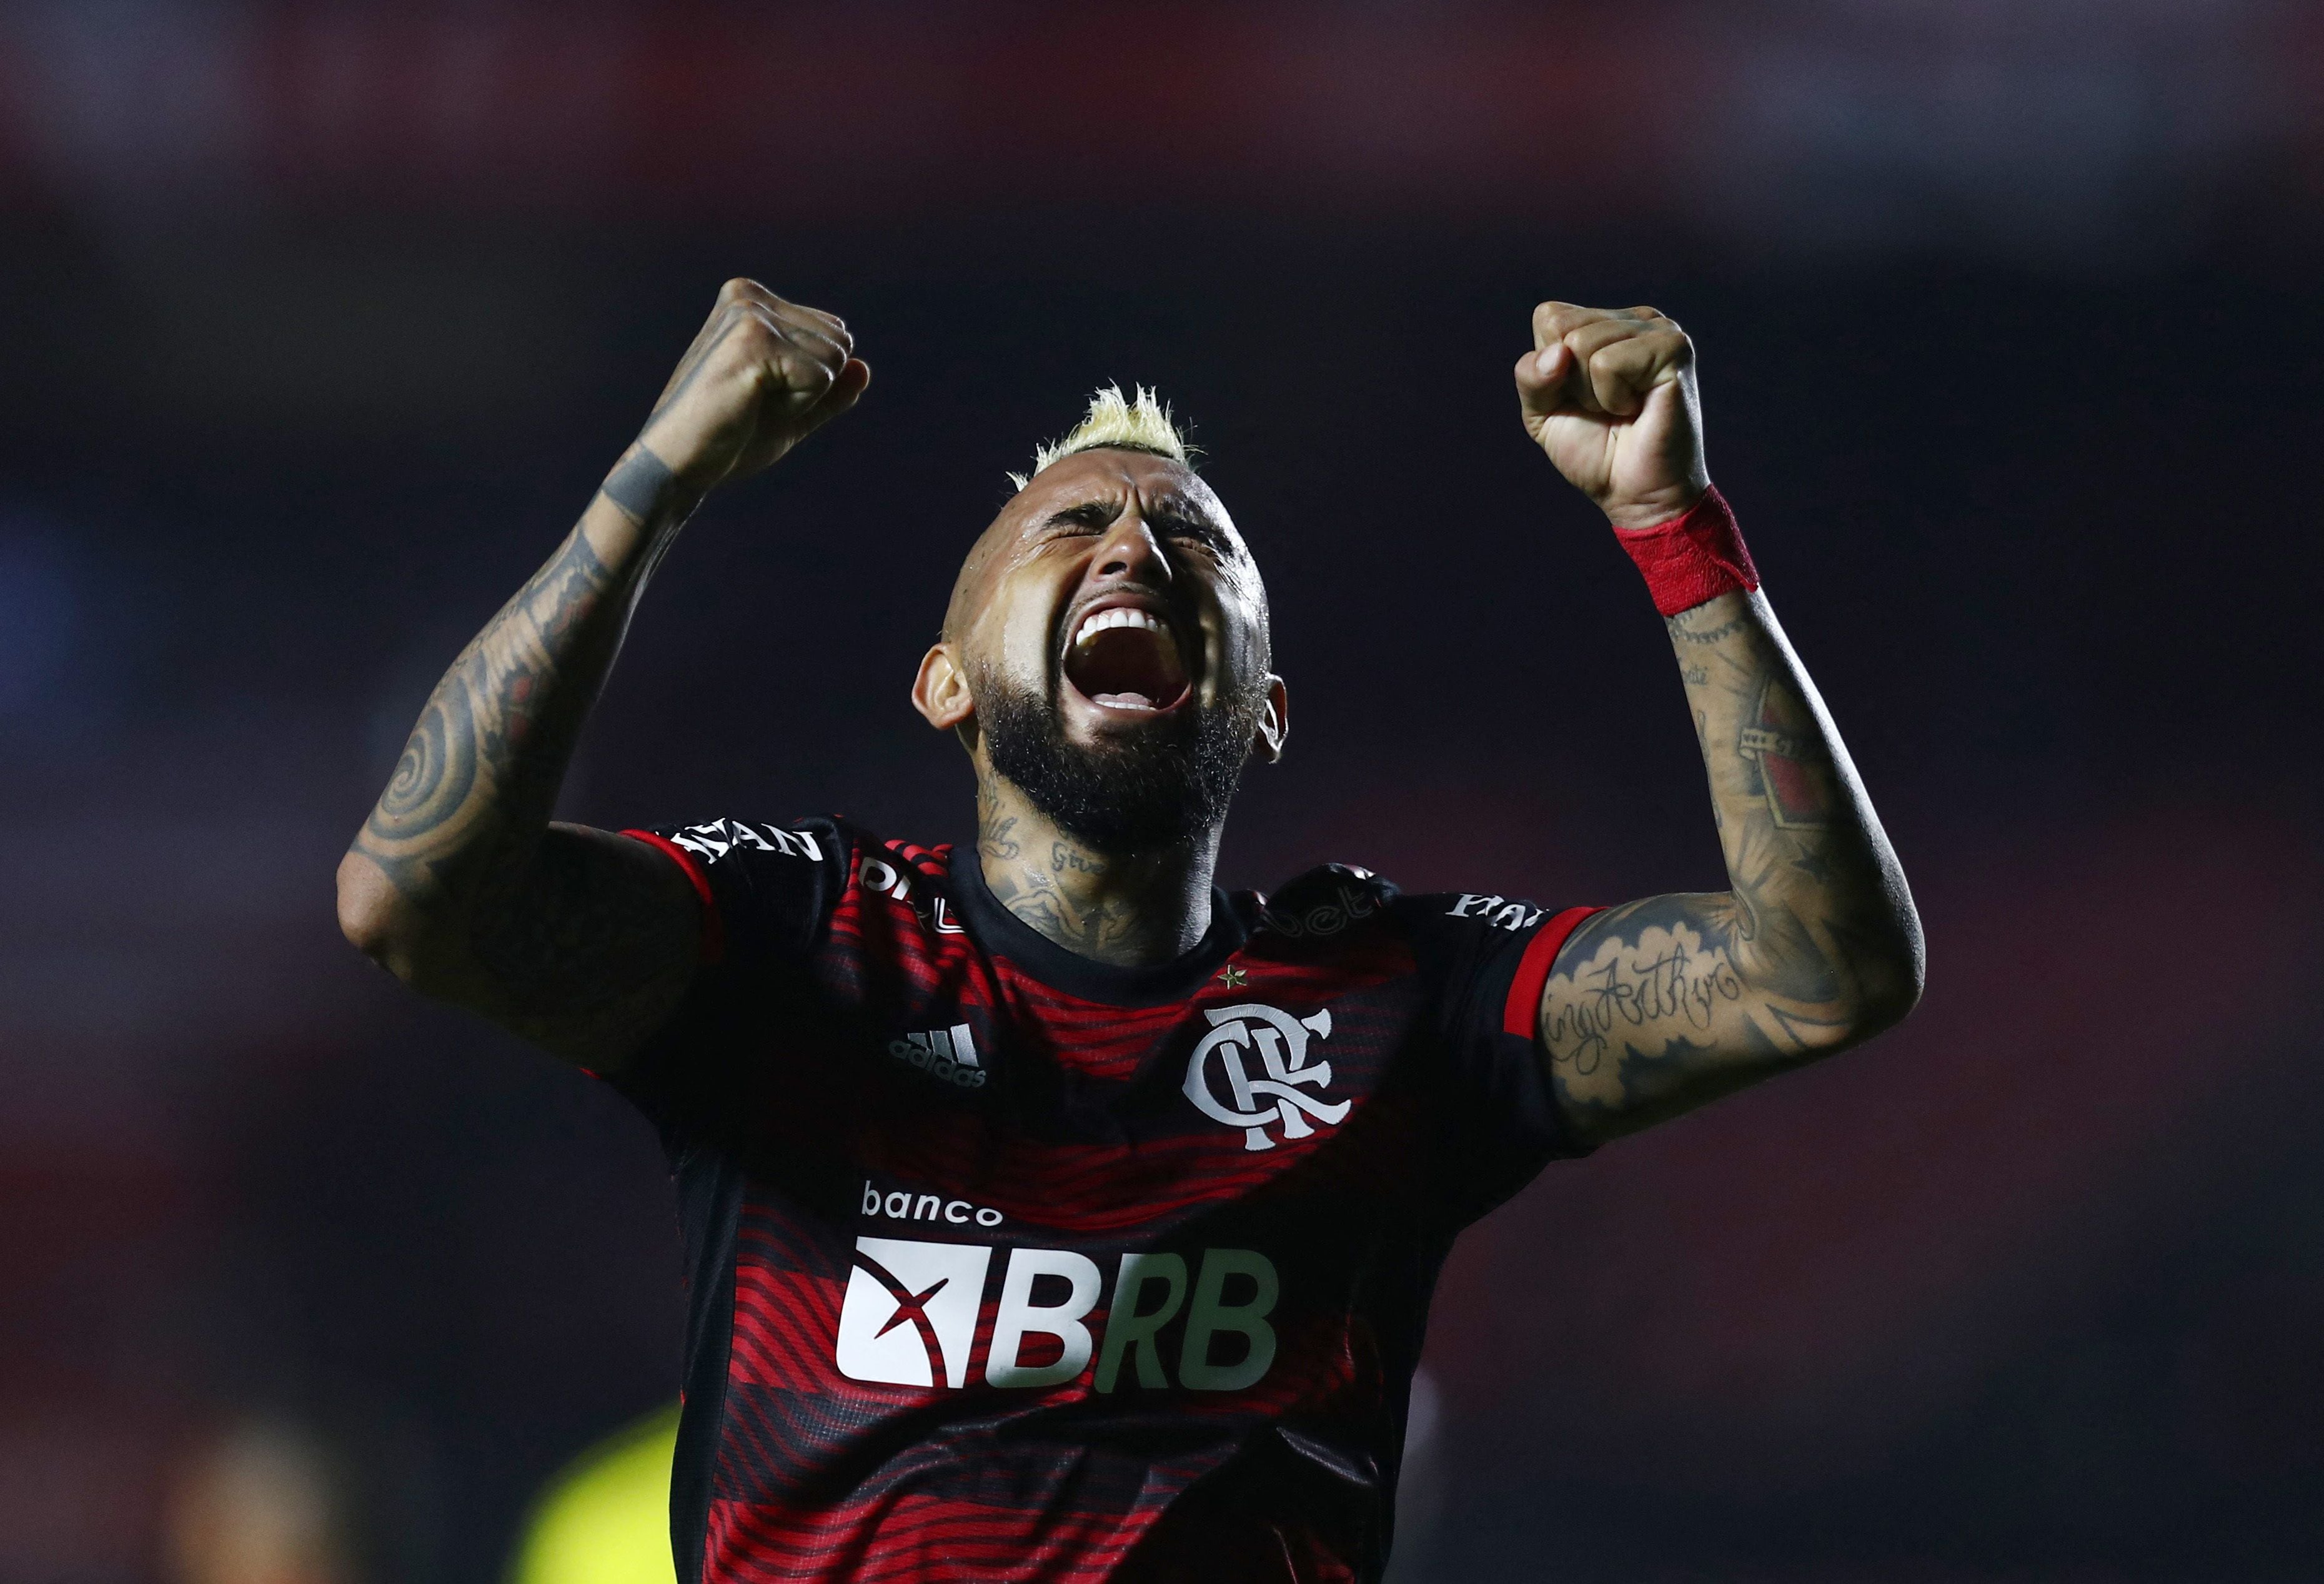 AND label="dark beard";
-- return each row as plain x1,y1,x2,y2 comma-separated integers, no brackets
975,665,1261,852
